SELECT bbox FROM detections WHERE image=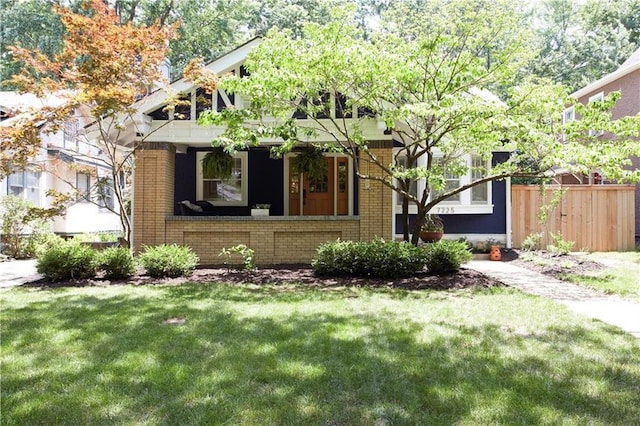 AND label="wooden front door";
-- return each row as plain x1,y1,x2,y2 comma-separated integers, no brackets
289,156,349,216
